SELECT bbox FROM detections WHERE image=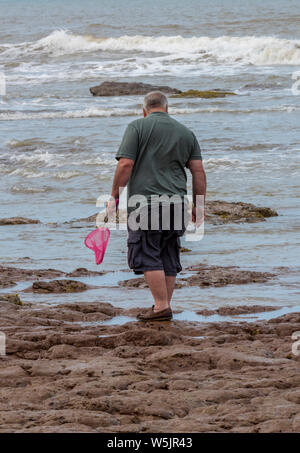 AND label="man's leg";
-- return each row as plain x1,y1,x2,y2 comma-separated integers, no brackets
144,270,169,312
165,275,176,307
